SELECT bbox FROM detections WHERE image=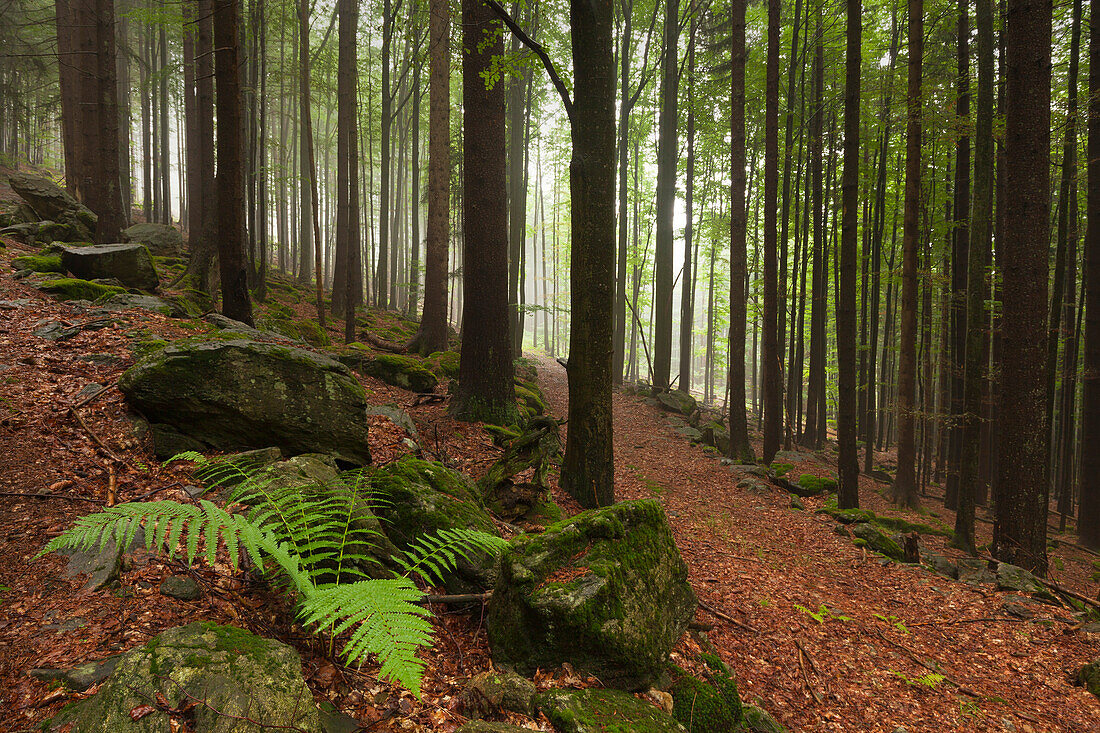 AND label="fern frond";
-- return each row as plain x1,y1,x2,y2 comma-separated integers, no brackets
298,579,432,696
393,529,508,586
